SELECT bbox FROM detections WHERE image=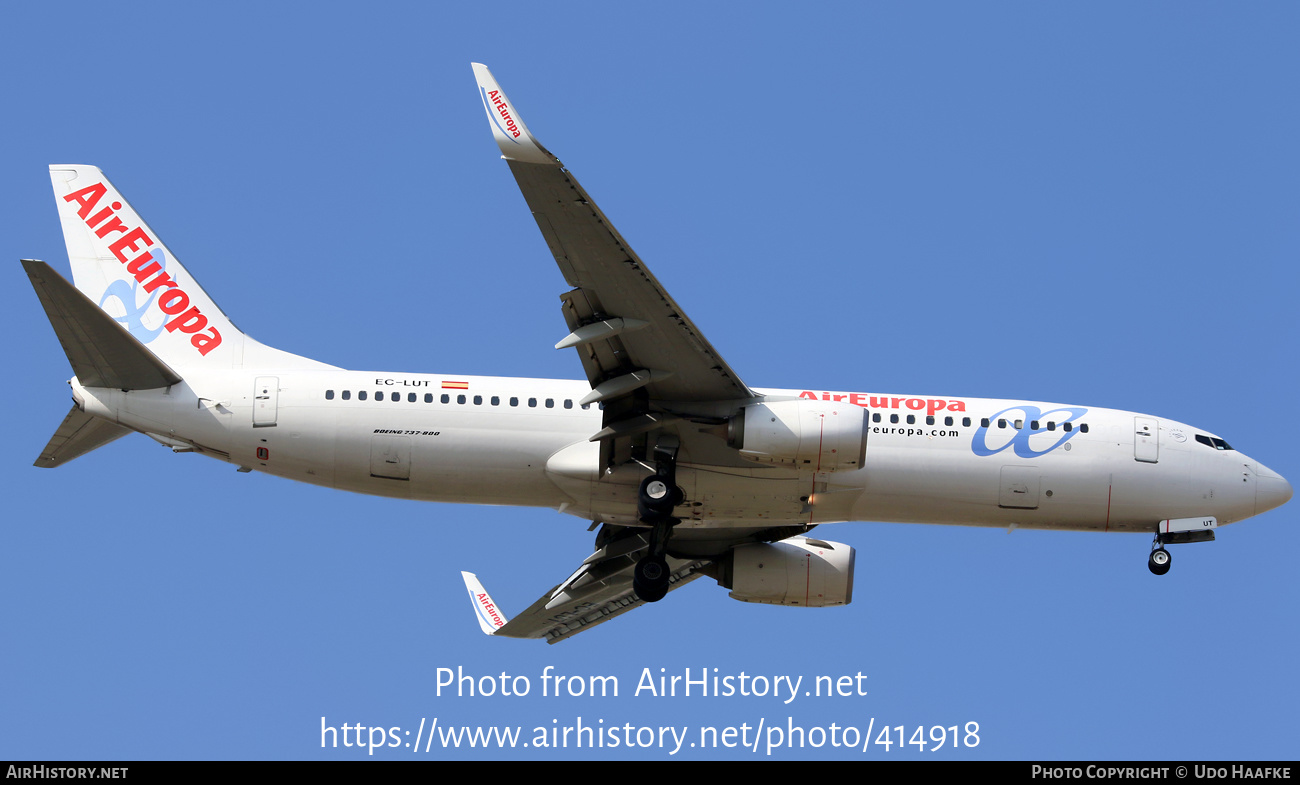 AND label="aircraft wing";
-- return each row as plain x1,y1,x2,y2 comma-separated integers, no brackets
471,64,754,409
462,535,709,644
